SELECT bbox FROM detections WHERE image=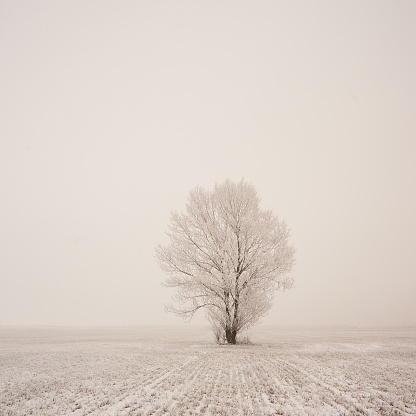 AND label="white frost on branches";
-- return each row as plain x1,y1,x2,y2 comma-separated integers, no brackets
155,179,295,343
